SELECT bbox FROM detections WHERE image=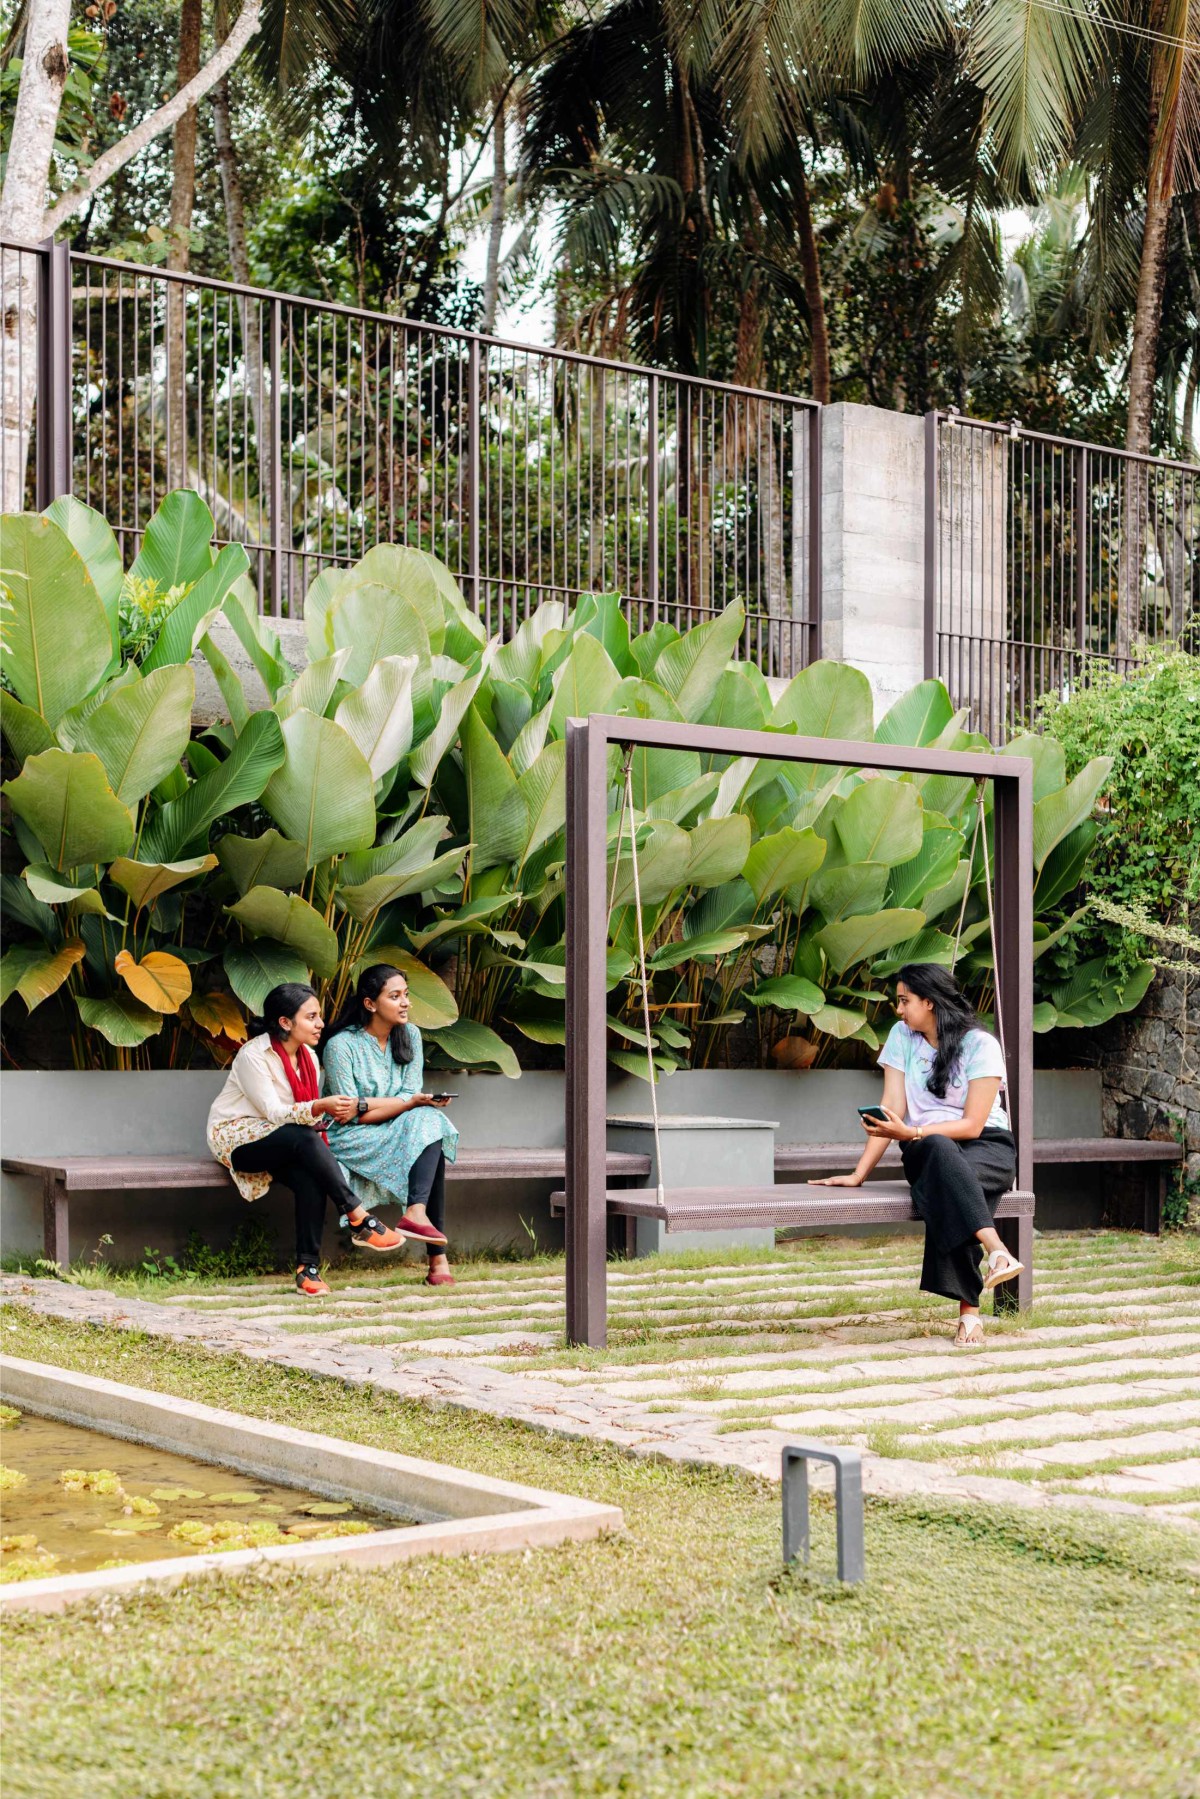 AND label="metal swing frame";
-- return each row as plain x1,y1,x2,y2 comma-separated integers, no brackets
564,716,1034,1350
